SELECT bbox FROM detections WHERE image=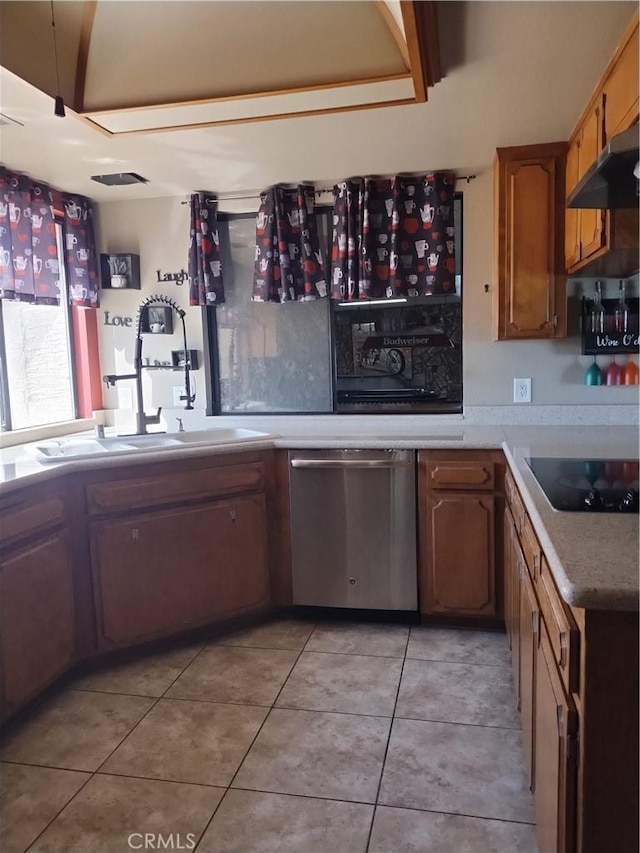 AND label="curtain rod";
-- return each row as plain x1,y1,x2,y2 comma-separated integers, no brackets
181,174,477,205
